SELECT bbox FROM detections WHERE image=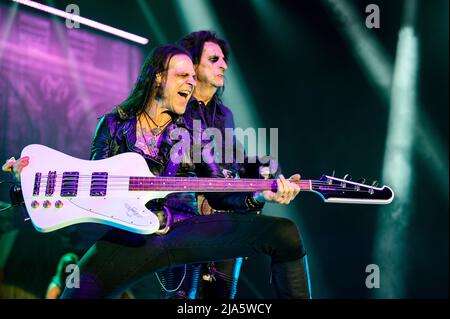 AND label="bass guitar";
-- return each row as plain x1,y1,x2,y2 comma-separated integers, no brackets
19,144,394,234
